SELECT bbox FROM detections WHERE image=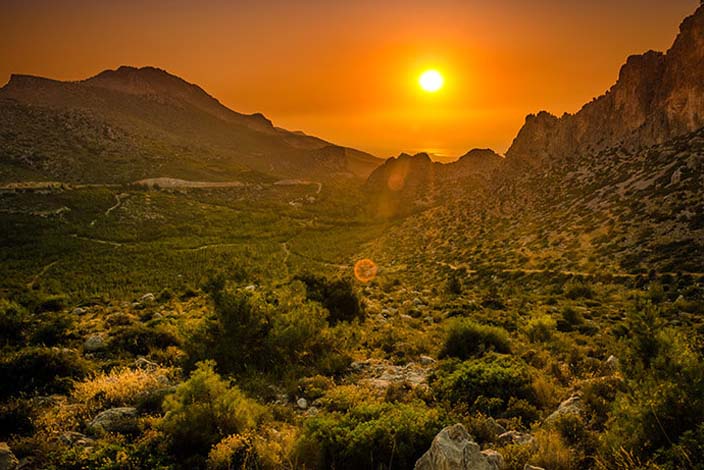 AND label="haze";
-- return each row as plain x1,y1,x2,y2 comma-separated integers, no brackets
1,0,697,158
